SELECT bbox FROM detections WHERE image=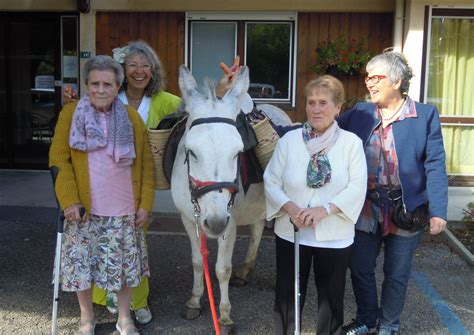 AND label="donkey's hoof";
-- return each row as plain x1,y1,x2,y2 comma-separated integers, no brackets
180,305,201,320
219,324,234,335
230,275,248,287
